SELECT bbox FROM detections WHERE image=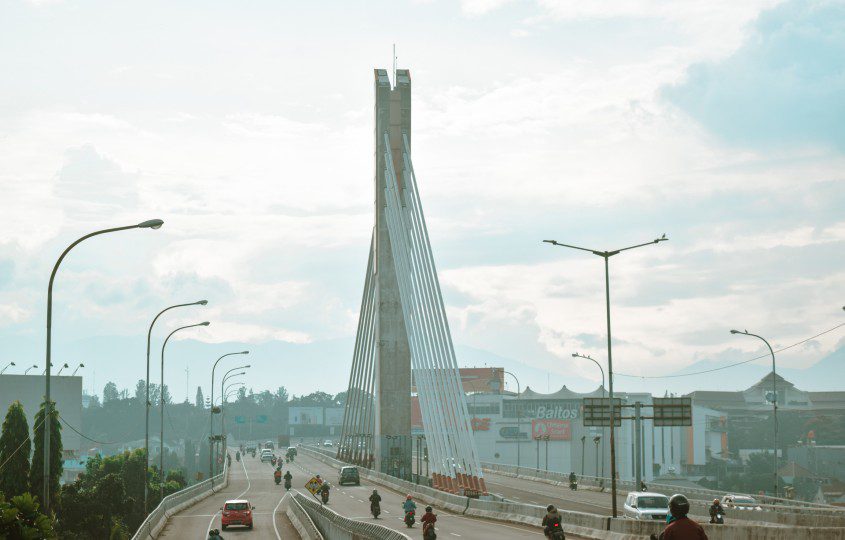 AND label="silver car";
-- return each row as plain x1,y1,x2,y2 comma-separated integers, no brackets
623,492,670,521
